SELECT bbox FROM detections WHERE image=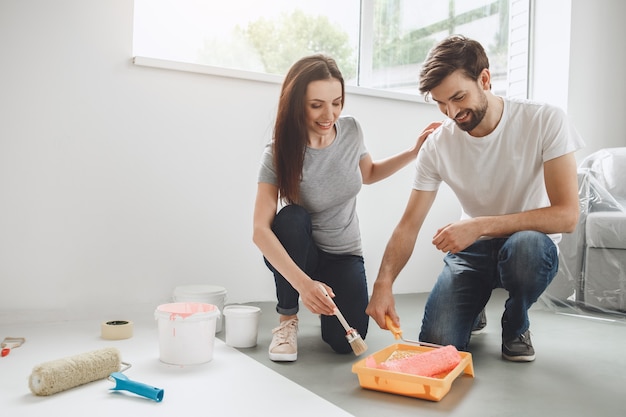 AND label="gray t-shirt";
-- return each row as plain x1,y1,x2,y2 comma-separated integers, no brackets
258,116,368,255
